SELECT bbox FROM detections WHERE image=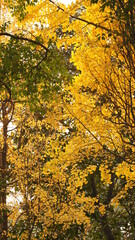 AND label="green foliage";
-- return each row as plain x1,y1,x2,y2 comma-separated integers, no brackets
0,38,72,111
4,0,38,19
